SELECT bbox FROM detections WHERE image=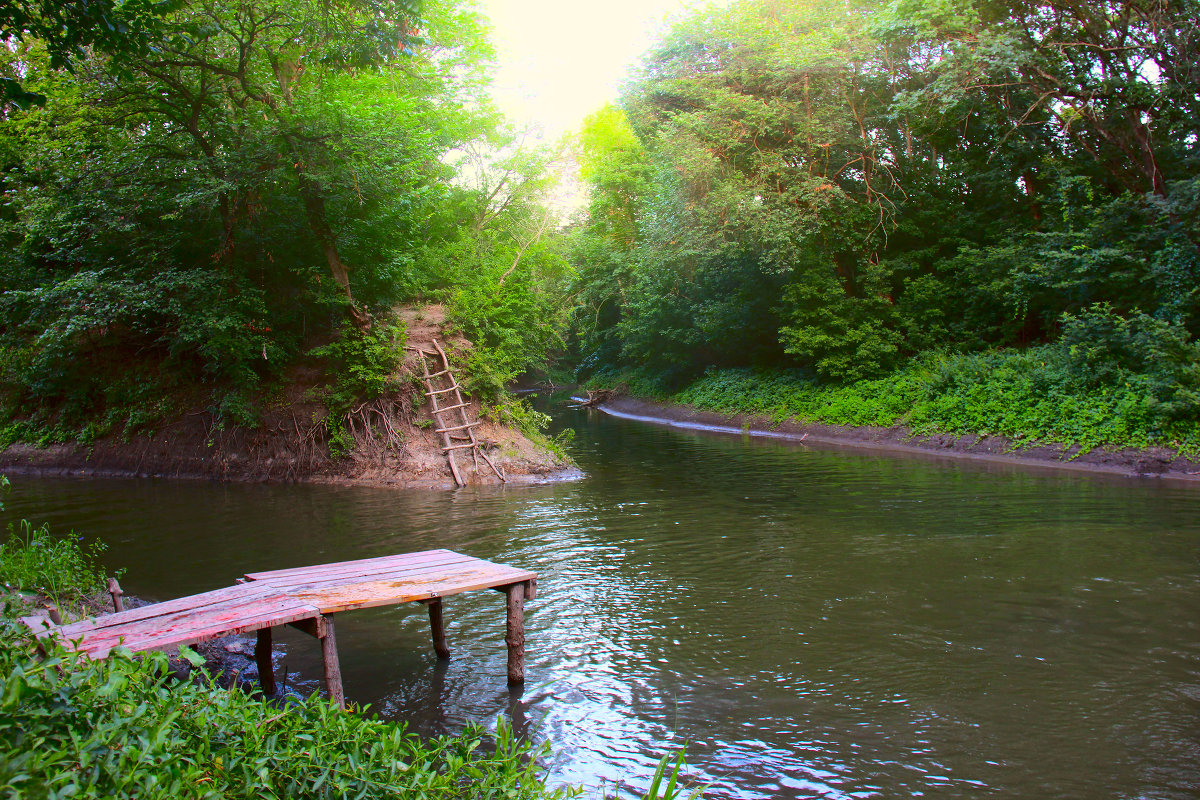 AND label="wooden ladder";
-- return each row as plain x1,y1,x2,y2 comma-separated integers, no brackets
411,339,505,487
